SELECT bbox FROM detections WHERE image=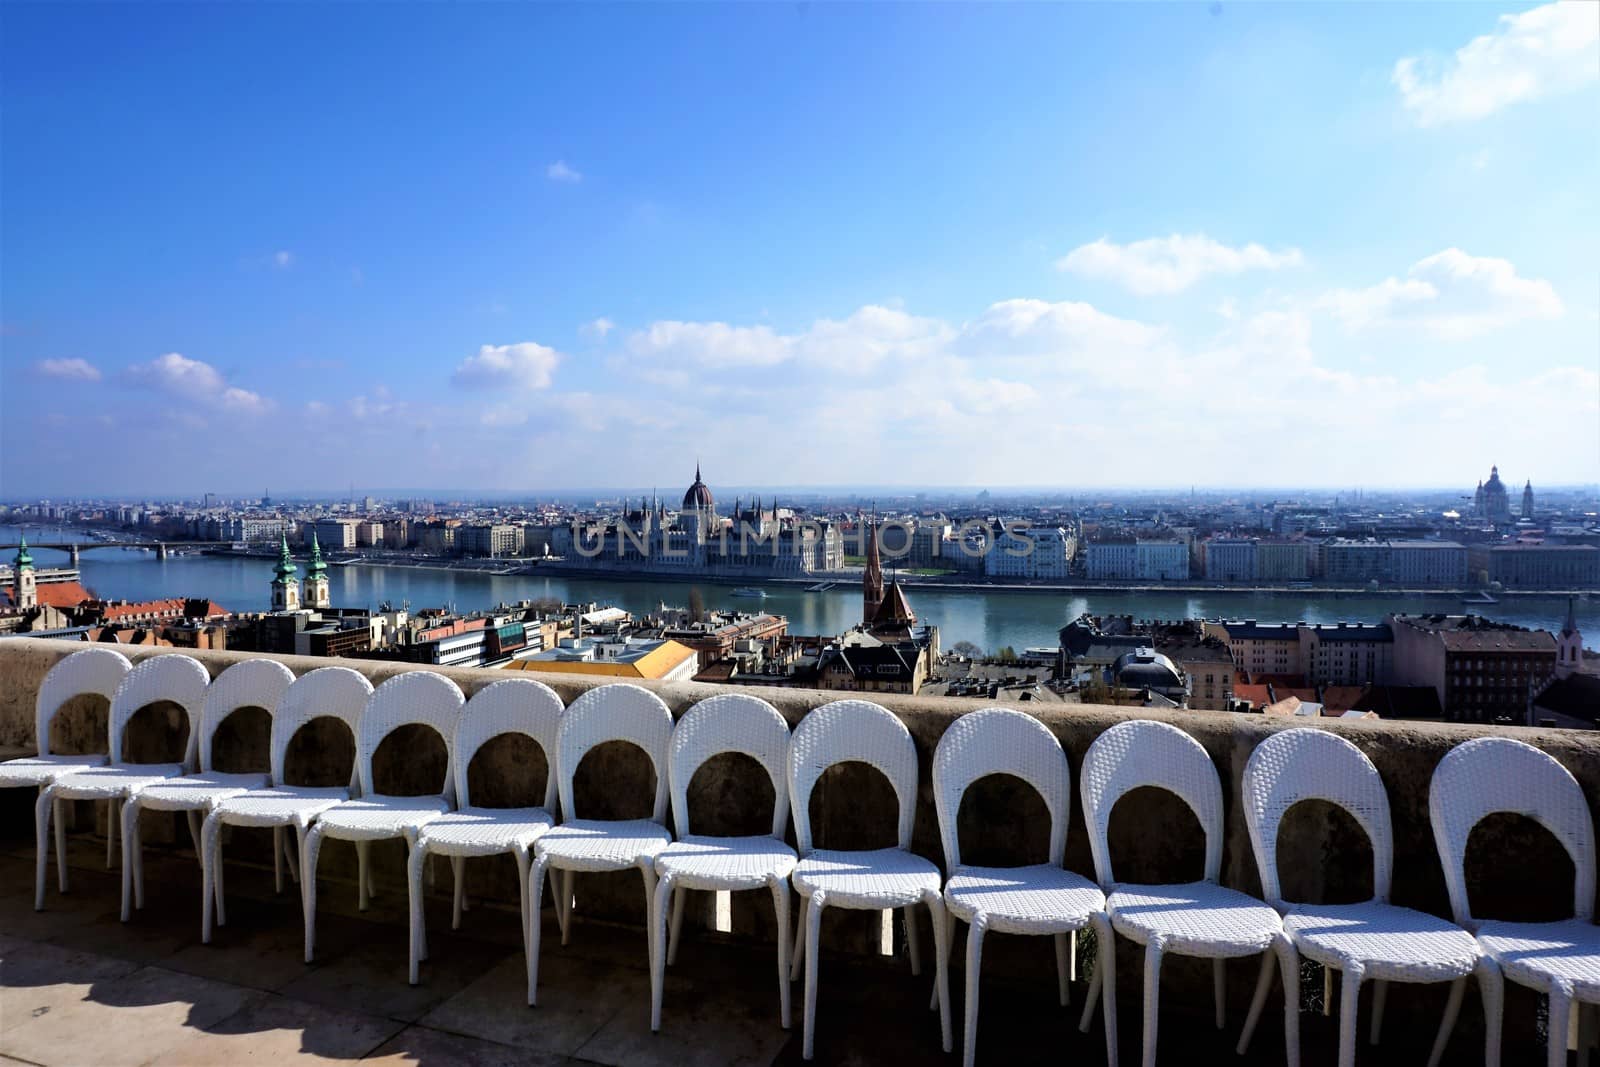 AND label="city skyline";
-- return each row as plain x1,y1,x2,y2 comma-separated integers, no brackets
3,3,1598,497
